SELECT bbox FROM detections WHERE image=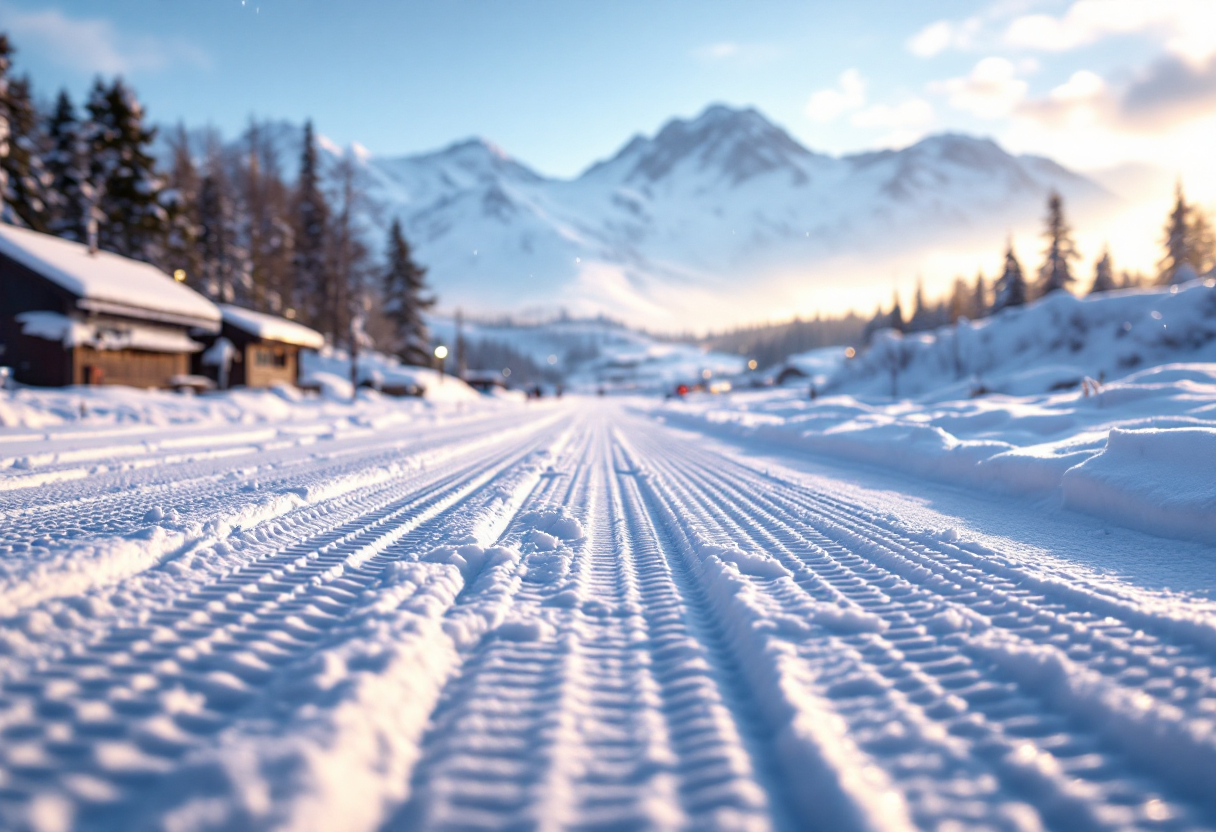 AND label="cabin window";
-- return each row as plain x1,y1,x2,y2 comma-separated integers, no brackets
253,346,288,368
